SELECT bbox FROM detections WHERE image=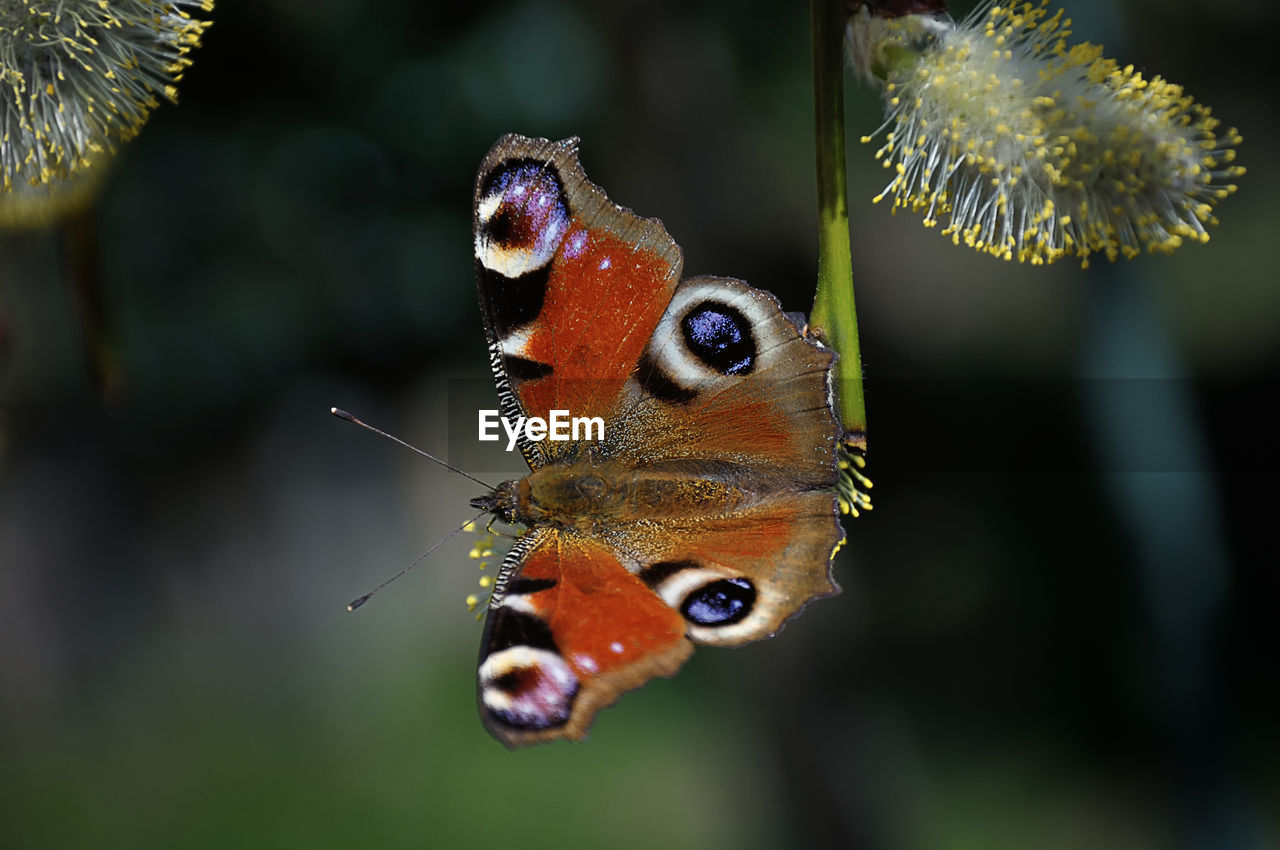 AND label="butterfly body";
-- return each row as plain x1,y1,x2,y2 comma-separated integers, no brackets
471,135,845,747
474,461,760,528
